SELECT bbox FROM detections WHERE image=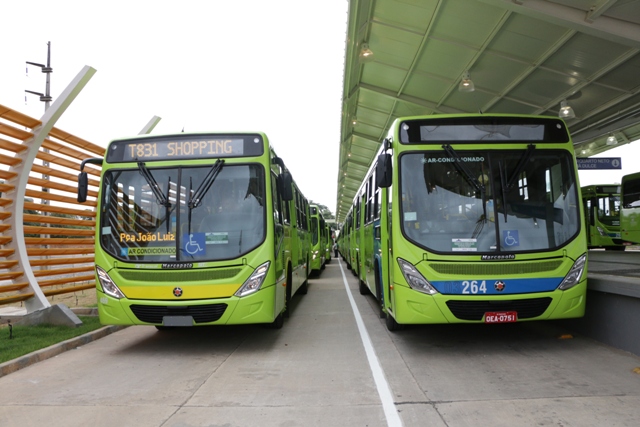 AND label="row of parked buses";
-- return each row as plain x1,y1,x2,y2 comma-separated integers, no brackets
78,131,332,329
338,113,589,331
581,173,640,250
